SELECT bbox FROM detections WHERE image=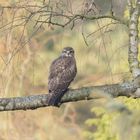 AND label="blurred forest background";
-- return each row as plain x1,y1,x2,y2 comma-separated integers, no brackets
0,0,139,140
